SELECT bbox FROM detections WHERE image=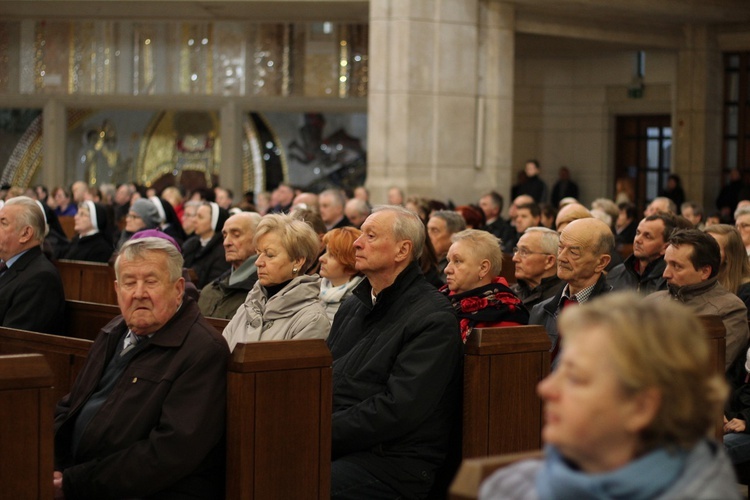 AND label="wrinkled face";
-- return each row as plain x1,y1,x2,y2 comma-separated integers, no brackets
515,208,540,234
427,216,452,259
125,211,146,233
0,204,26,262
736,214,750,248
538,327,645,472
633,219,667,263
115,252,184,336
222,216,255,268
513,231,554,283
445,240,486,293
74,206,95,234
556,224,602,288
319,193,343,226
662,244,708,288
255,232,302,287
194,205,213,238
354,211,401,276
479,195,499,220
319,250,352,286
